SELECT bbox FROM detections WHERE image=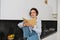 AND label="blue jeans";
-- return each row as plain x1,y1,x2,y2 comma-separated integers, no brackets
21,27,39,40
